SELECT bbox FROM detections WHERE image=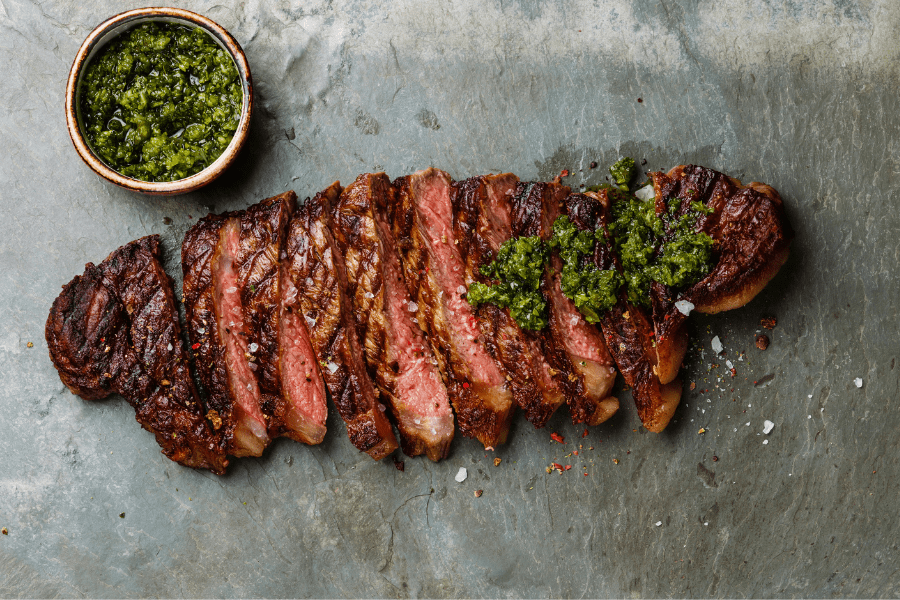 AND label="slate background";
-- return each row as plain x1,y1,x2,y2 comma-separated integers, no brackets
1,0,898,597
